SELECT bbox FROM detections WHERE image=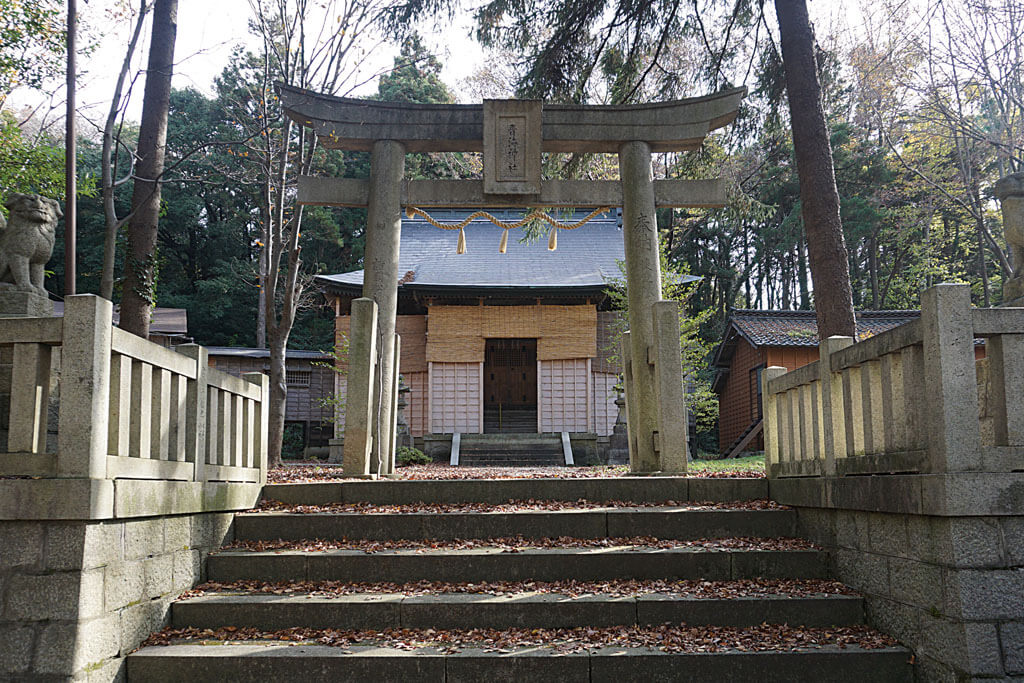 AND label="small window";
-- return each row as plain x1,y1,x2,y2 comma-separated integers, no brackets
286,369,311,387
